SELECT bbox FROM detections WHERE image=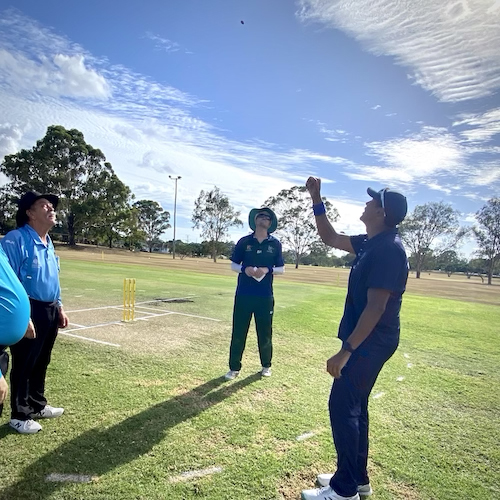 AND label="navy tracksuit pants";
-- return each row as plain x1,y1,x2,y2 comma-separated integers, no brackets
329,335,398,497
